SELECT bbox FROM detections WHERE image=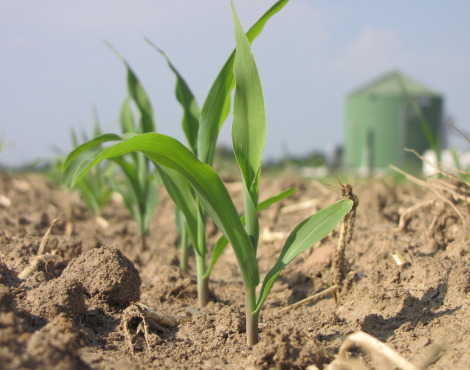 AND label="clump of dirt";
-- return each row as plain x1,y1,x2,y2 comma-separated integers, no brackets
20,279,86,322
25,316,88,370
61,245,141,308
0,172,469,369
